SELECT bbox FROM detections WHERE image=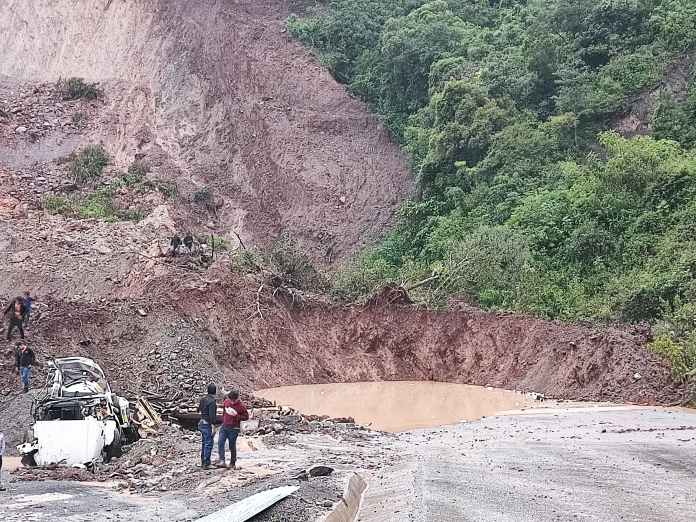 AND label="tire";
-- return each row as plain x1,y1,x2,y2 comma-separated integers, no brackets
21,454,37,467
104,426,123,462
122,425,140,444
